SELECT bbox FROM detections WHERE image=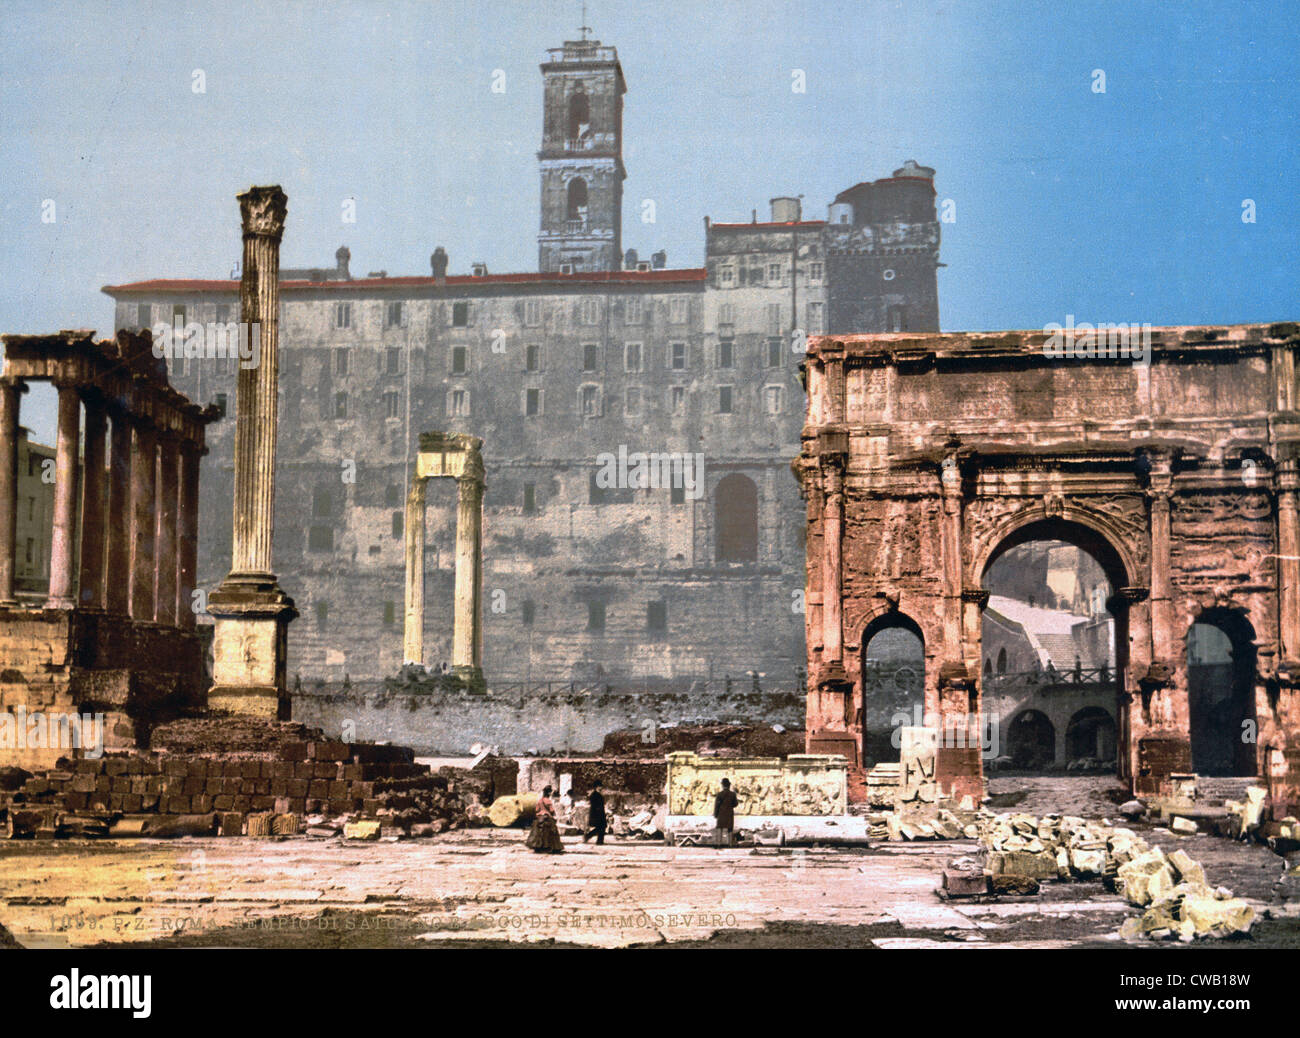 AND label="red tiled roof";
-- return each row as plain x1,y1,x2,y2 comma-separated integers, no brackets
102,268,707,295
